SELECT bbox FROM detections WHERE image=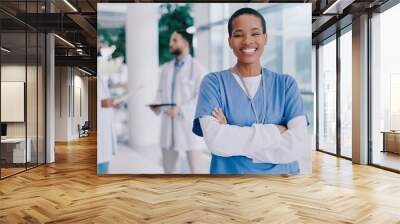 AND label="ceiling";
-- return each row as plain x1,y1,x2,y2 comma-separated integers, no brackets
0,0,98,74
